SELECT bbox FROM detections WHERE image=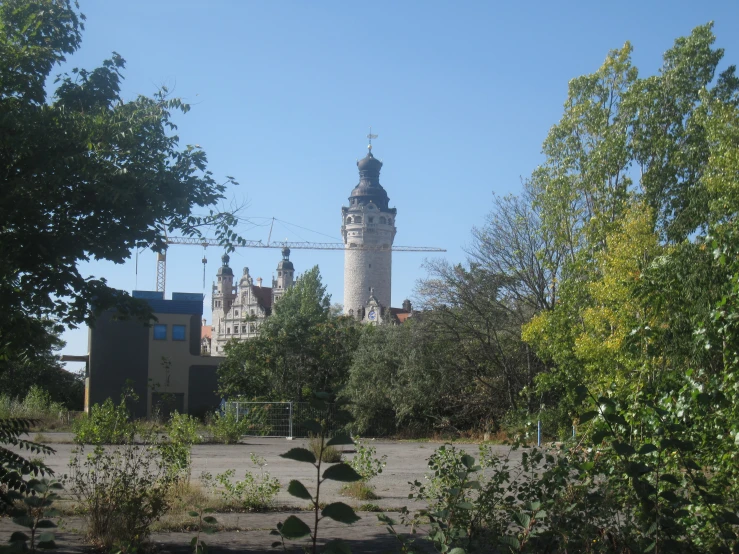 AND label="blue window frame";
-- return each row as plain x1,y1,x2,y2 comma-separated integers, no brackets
153,324,167,340
172,324,186,341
